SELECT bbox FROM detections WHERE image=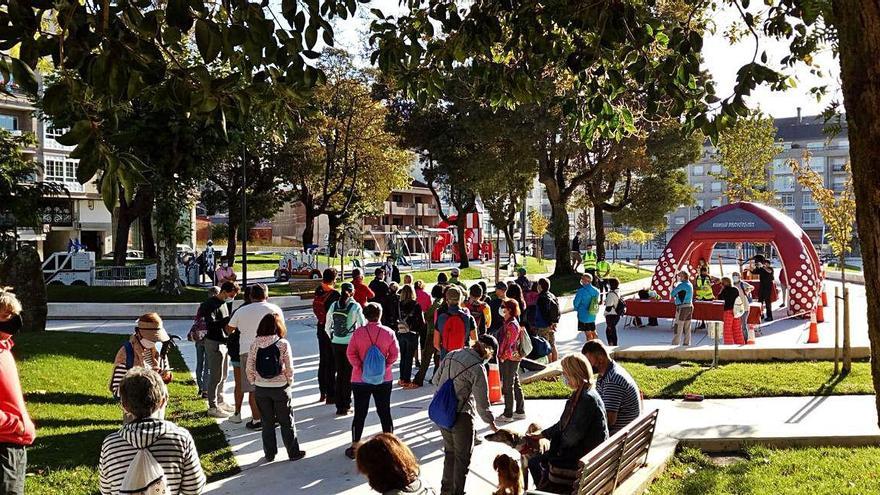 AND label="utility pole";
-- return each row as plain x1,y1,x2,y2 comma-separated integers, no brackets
241,143,248,290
